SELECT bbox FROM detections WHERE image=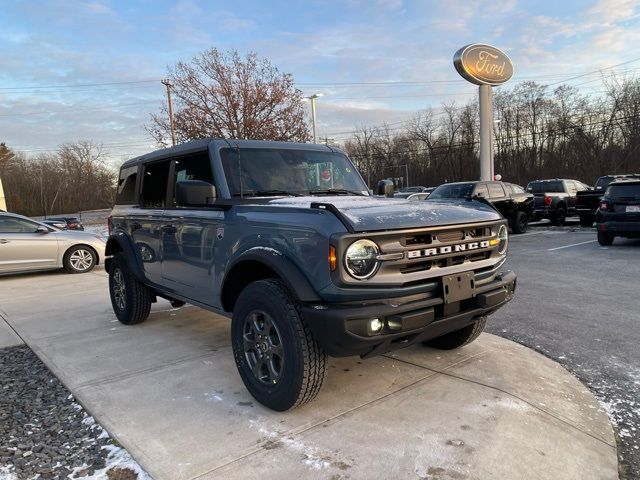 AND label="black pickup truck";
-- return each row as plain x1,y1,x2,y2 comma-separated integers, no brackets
526,179,590,226
576,175,640,226
427,181,534,233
